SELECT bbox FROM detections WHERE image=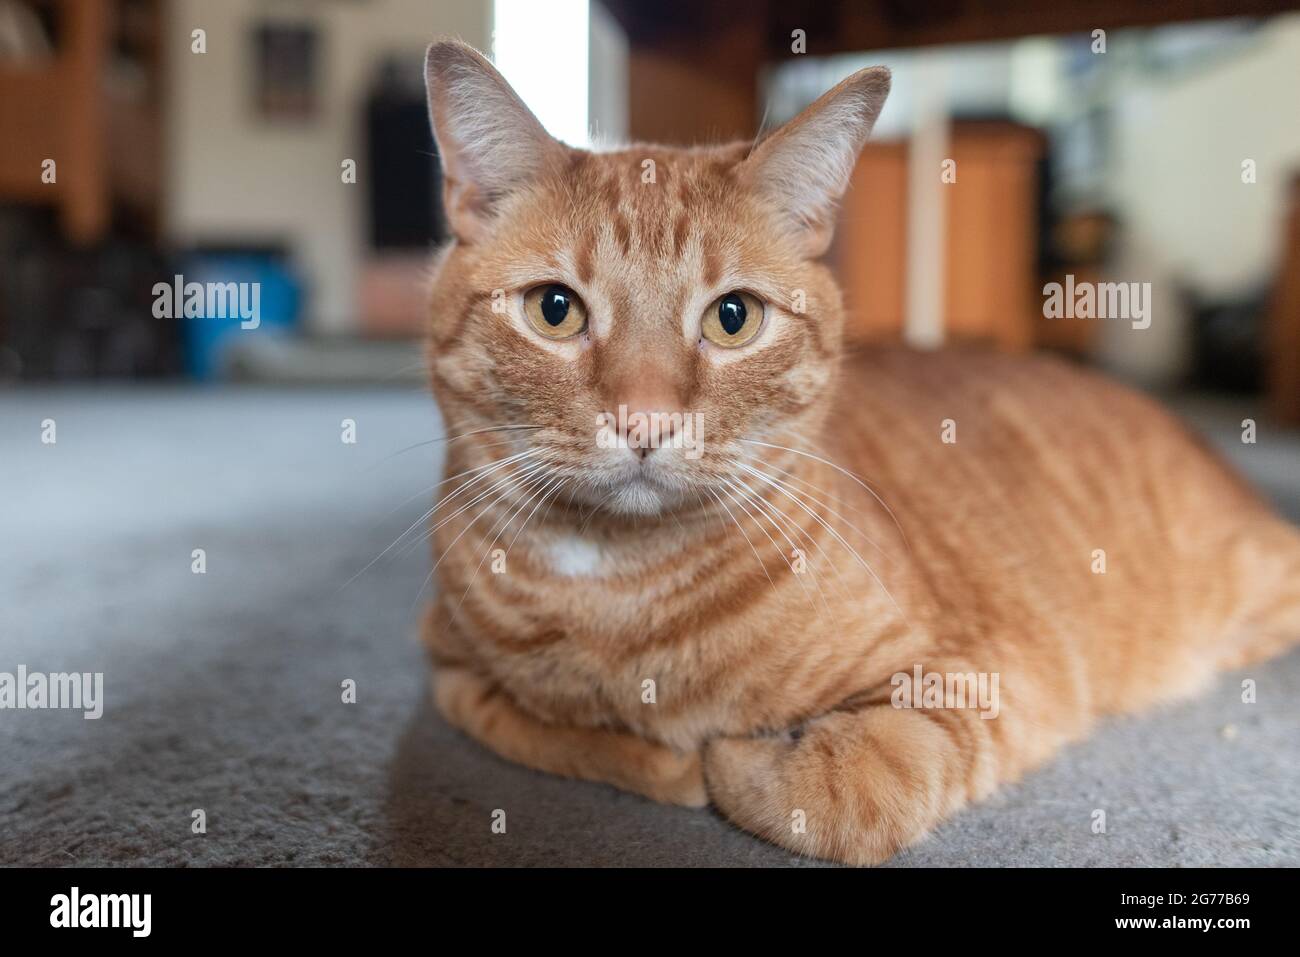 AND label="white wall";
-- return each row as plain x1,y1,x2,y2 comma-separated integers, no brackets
588,1,629,146
1099,14,1300,382
1109,16,1300,293
163,0,492,334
